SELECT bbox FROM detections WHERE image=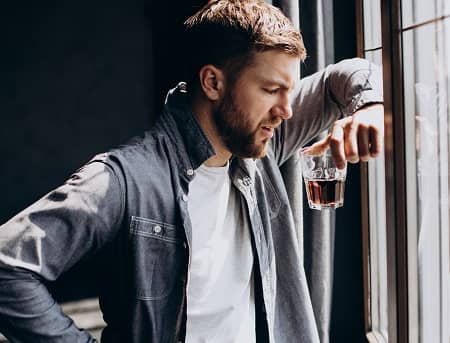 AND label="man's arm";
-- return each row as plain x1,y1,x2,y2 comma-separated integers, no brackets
0,159,124,342
272,57,383,165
